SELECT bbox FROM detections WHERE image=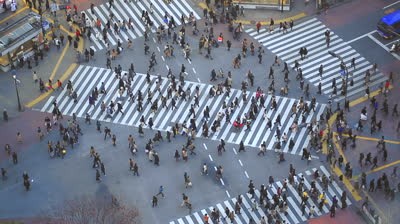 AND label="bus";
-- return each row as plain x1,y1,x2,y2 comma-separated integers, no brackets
377,9,400,39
